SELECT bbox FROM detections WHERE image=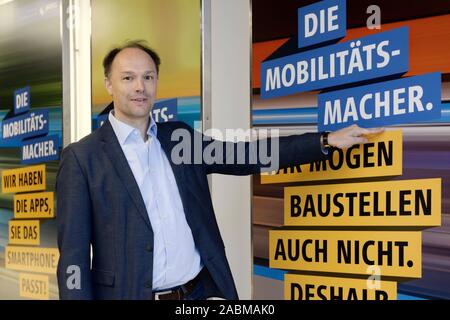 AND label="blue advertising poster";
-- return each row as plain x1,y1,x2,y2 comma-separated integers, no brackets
2,109,50,141
298,0,346,49
21,134,60,165
14,86,31,116
318,72,442,130
261,27,409,98
152,98,178,122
